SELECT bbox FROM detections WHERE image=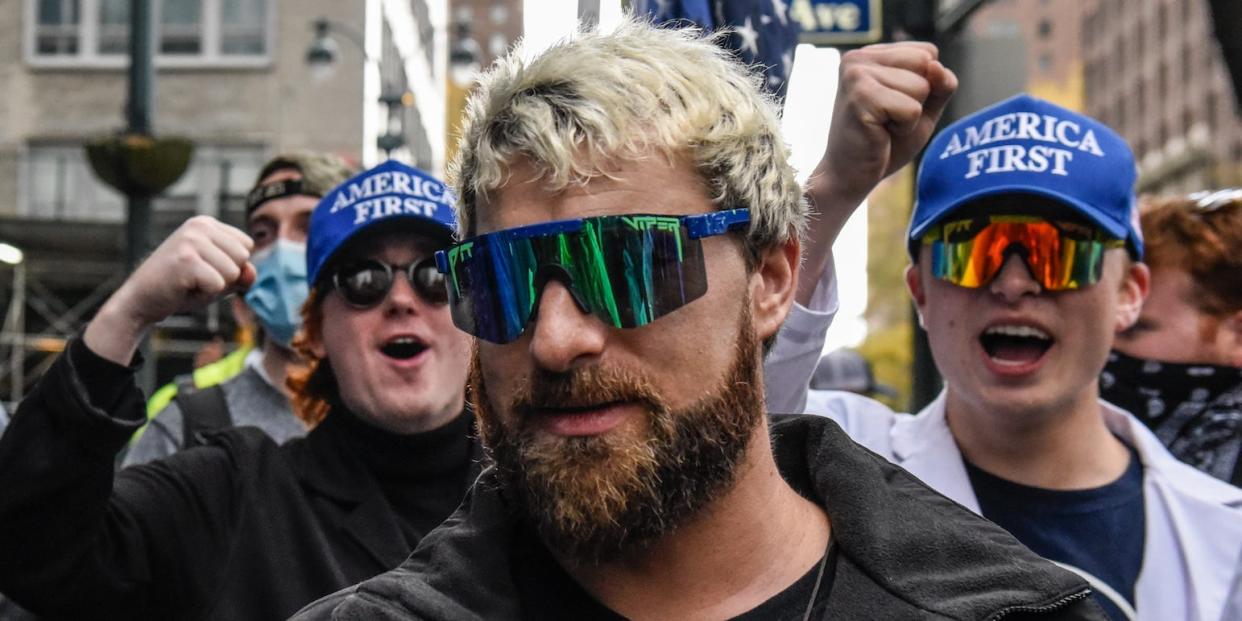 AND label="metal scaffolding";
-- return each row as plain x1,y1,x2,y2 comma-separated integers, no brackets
0,227,237,407
0,261,125,403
